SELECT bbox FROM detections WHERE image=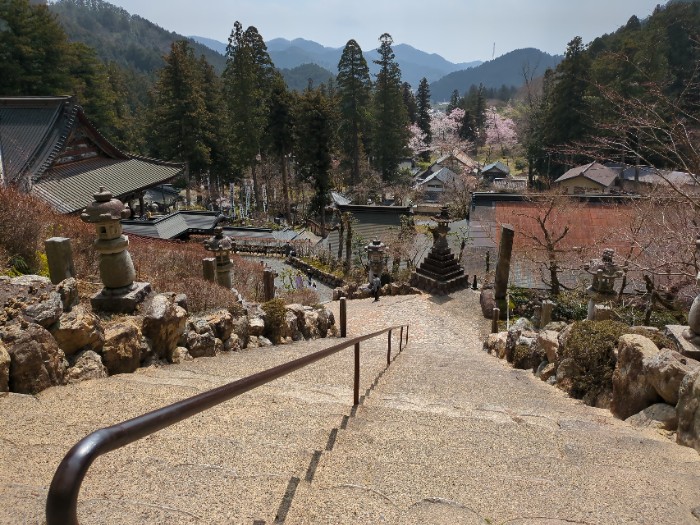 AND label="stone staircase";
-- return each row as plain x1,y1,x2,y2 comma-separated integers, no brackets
2,291,700,524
